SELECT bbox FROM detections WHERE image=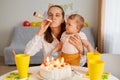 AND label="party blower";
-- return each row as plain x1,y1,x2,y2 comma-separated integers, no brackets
33,12,52,22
